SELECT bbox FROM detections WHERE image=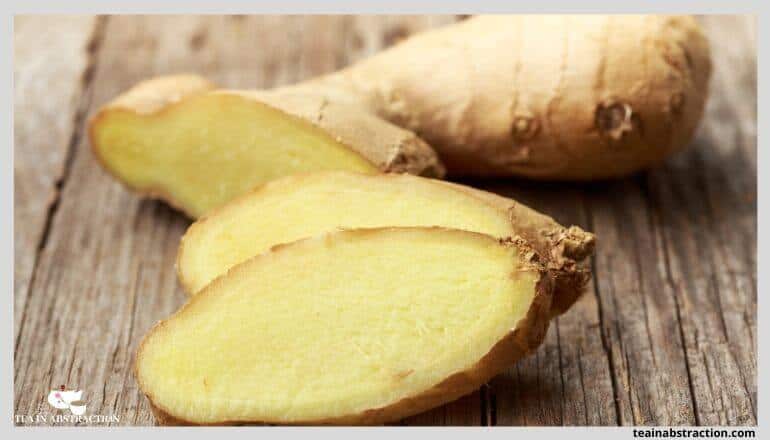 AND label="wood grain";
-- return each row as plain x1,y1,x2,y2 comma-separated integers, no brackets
13,15,100,351
13,15,756,426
